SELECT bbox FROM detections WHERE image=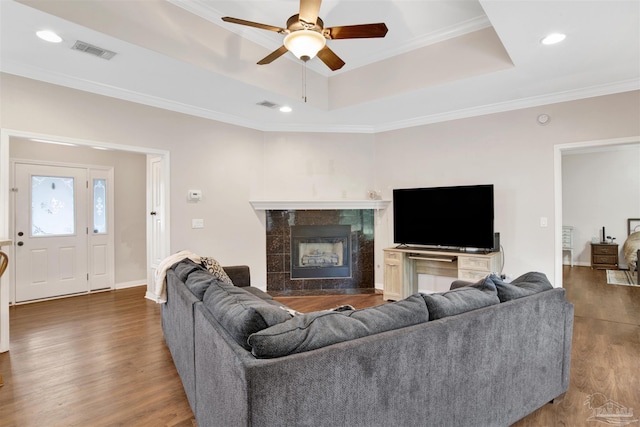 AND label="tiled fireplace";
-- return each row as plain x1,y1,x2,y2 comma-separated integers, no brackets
265,209,375,295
